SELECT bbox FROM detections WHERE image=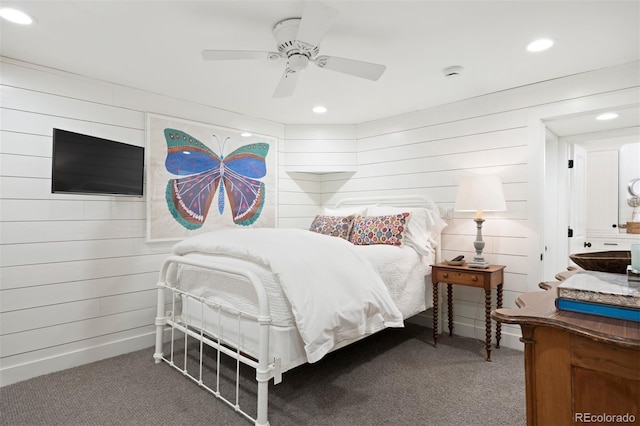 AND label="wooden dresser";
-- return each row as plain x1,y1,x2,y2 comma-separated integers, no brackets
492,280,640,425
